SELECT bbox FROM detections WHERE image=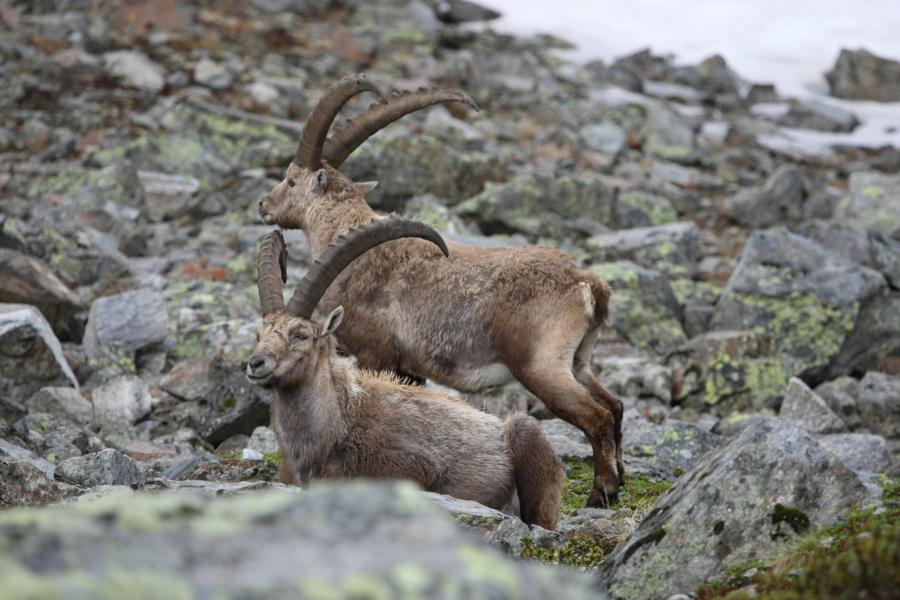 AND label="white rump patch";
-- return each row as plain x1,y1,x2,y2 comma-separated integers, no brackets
579,281,595,319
